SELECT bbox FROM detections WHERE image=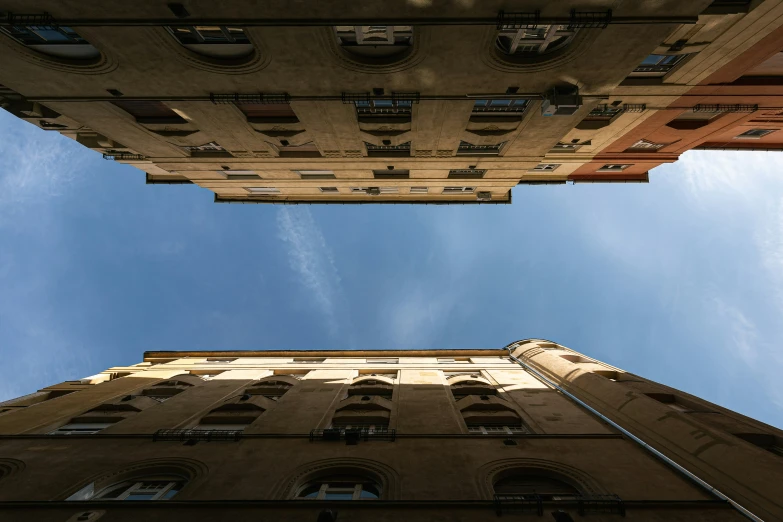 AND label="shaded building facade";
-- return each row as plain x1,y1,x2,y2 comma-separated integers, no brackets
0,340,780,521
1,1,782,203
